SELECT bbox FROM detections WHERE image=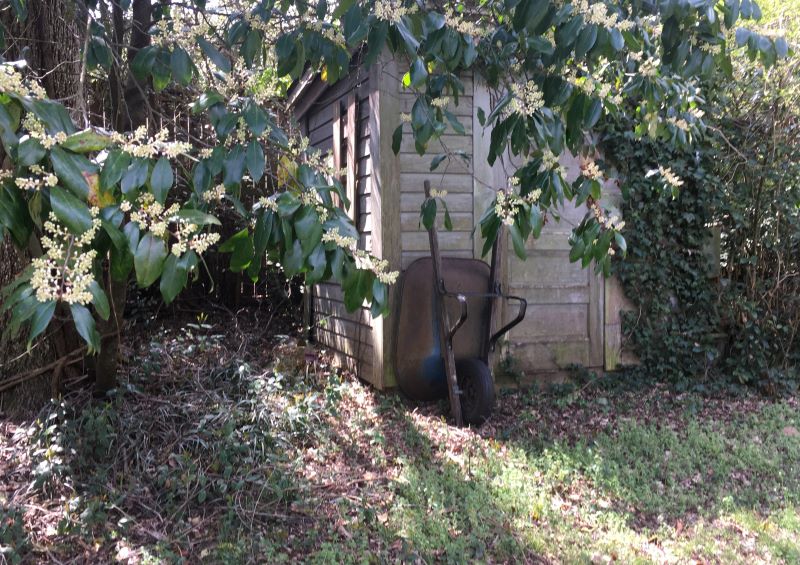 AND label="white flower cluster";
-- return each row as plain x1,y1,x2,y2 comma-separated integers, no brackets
0,64,47,99
688,107,705,120
322,228,399,285
284,135,335,179
590,202,625,231
15,164,58,191
111,126,192,159
526,188,543,203
307,21,347,48
444,8,489,37
571,0,635,32
170,220,221,257
187,231,221,256
356,251,398,284
539,148,559,172
300,189,330,222
639,57,660,78
581,157,604,181
429,188,448,199
322,227,358,250
657,165,684,189
495,190,523,226
430,96,451,109
505,80,544,118
128,193,220,257
375,0,417,22
257,195,279,212
203,184,227,203
31,210,101,305
130,193,180,237
589,202,625,255
151,10,211,55
667,116,691,131
700,43,723,55
23,115,67,150
564,61,623,105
